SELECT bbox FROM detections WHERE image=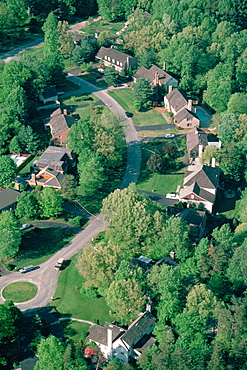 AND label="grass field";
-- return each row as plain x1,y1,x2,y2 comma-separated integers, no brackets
62,93,99,106
108,89,167,126
2,282,37,303
52,254,112,325
79,20,124,36
60,320,90,343
137,172,184,195
10,228,74,270
19,156,39,175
